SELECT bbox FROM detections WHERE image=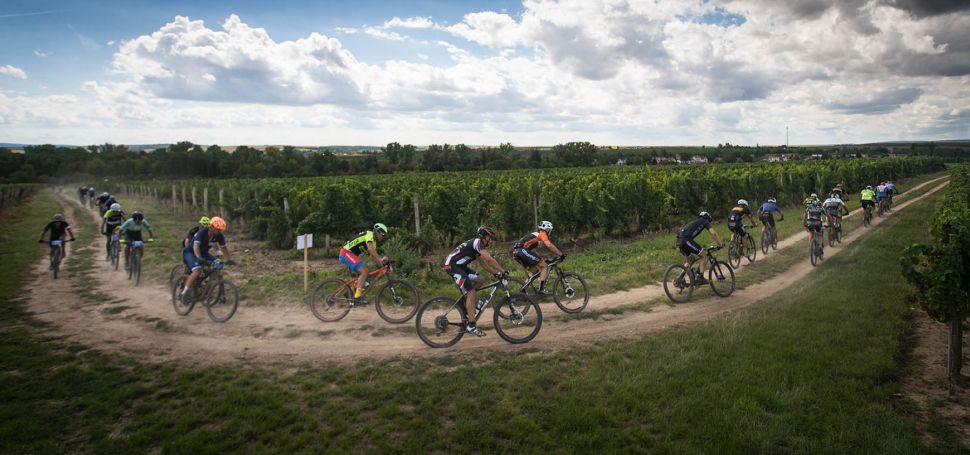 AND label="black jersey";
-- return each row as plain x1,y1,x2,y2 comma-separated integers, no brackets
43,221,71,240
677,218,711,241
444,238,483,267
728,206,751,224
